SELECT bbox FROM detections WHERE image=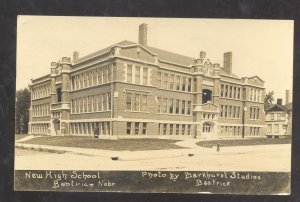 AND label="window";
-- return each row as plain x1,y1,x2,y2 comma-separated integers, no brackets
277,113,281,120
98,95,102,111
103,66,108,83
176,125,179,135
182,100,186,115
103,94,107,110
88,71,92,86
157,97,161,113
157,71,162,88
220,84,224,97
268,124,272,133
182,125,186,135
187,78,192,92
83,72,87,87
134,94,140,111
135,66,140,84
127,122,131,135
187,125,191,135
141,95,147,111
169,74,174,90
93,69,97,85
143,67,148,85
127,65,133,83
163,124,167,135
88,96,92,112
135,122,139,135
229,86,232,98
202,89,212,103
142,123,147,135
169,124,173,135
126,93,132,110
187,101,192,115
163,73,168,89
220,105,224,117
175,75,180,90
224,85,228,97
182,77,186,91
270,113,274,120
162,98,168,113
93,95,98,111
167,99,173,114
175,100,180,114
108,93,111,110
107,67,112,82
98,67,102,84
56,88,62,102
275,124,279,133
